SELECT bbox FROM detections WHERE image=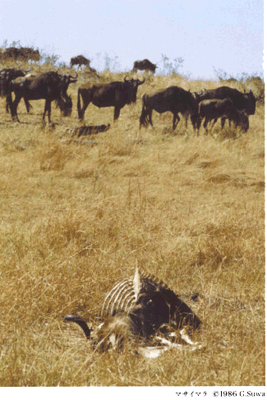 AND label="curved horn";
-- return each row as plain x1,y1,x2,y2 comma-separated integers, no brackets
138,77,145,85
124,75,131,82
64,315,91,339
70,71,78,79
23,67,31,74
